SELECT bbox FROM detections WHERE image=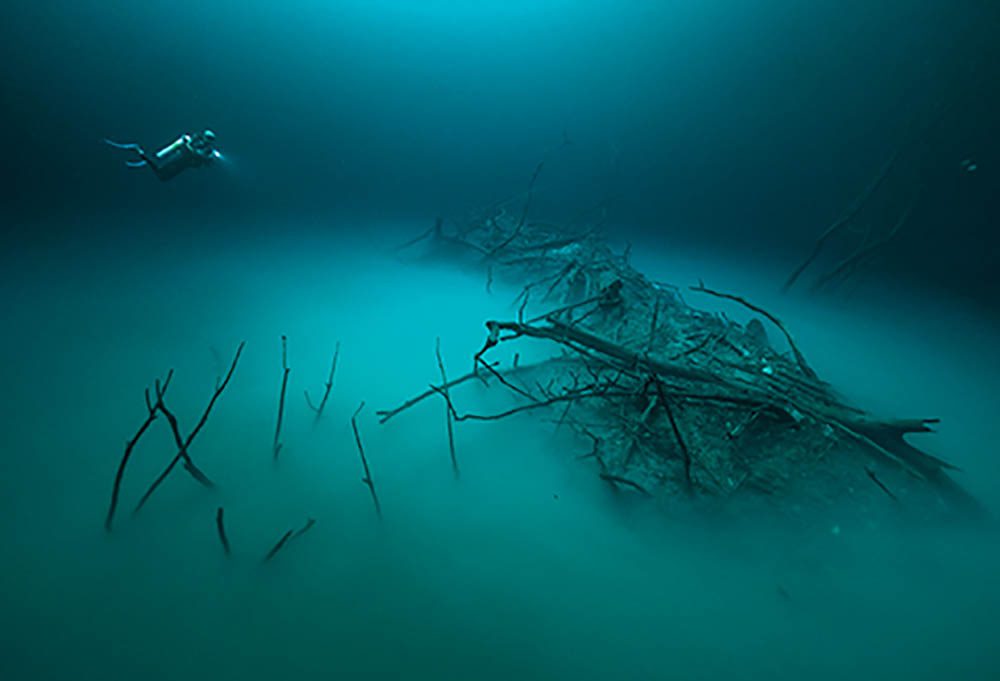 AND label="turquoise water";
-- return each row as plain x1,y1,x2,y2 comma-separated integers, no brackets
2,222,999,680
